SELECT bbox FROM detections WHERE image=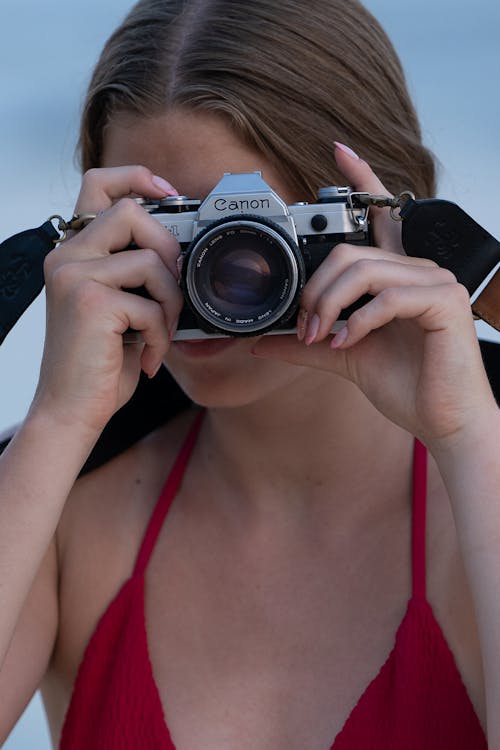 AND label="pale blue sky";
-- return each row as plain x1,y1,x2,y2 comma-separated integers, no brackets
0,1,499,746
